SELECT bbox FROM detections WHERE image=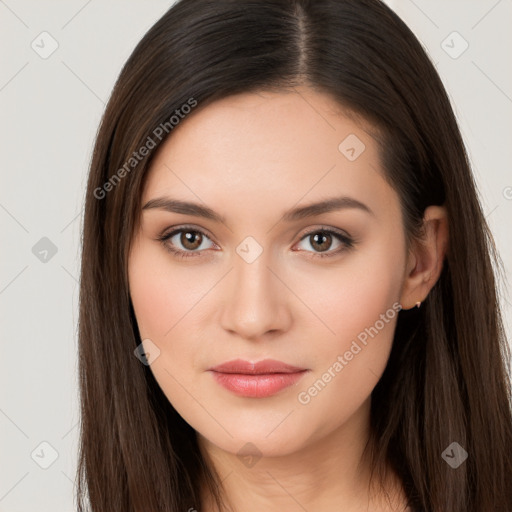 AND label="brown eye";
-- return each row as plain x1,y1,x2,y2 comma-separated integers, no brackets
180,230,203,250
309,232,334,252
158,226,216,258
296,228,354,258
